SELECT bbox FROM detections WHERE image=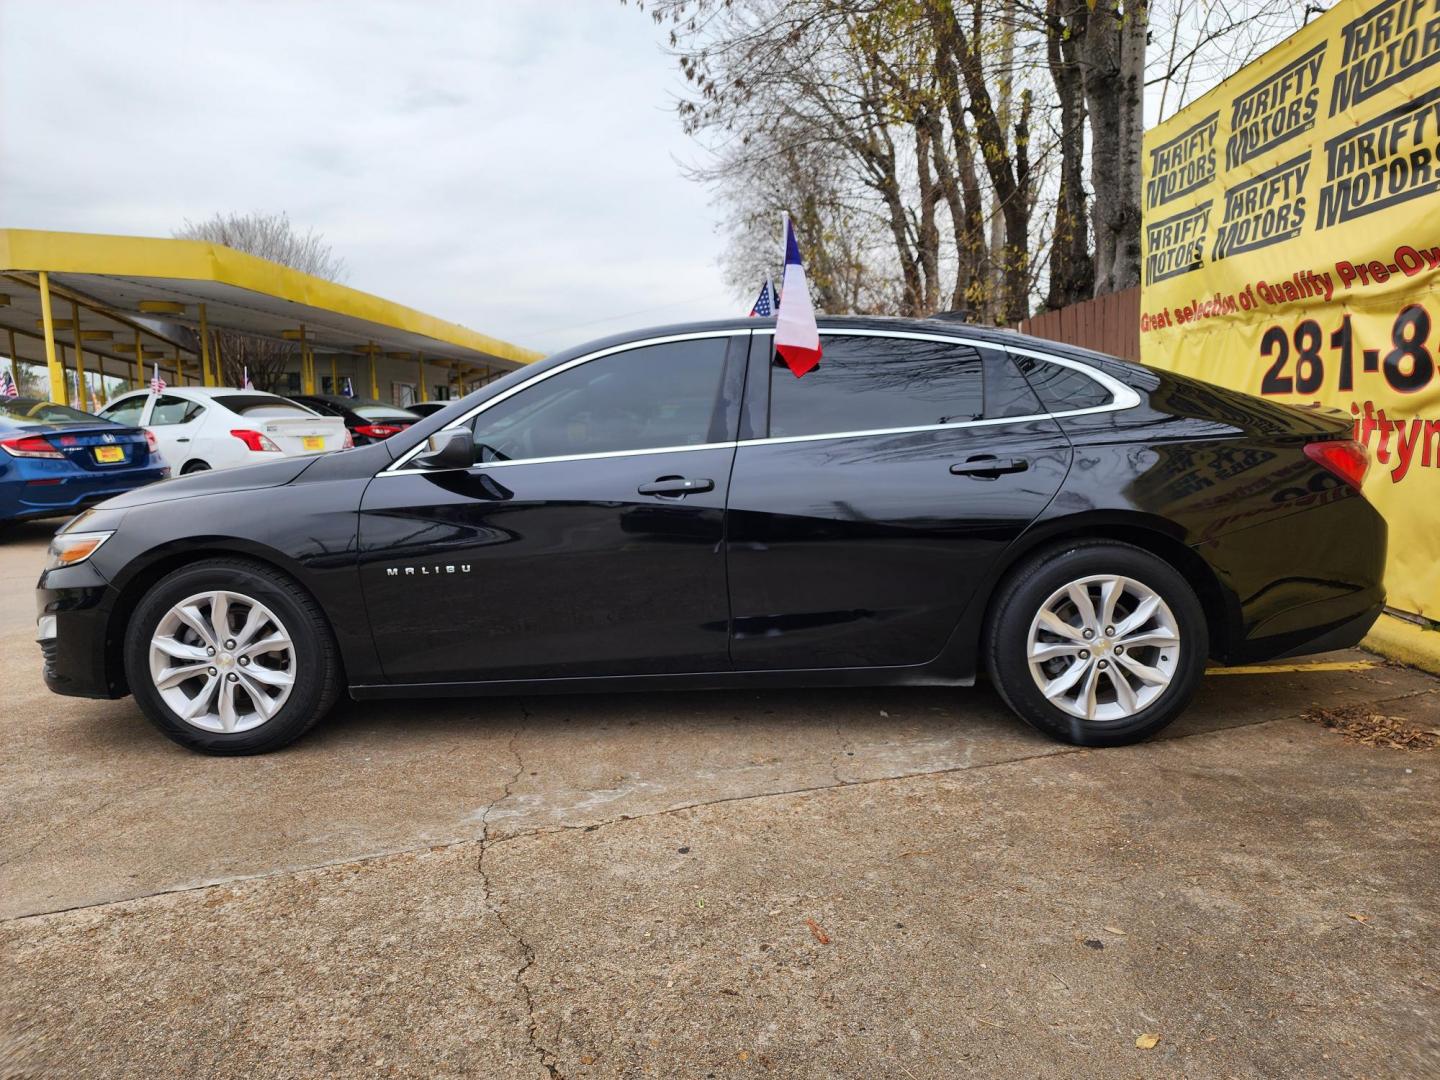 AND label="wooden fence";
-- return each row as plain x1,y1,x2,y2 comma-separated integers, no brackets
1016,286,1140,361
